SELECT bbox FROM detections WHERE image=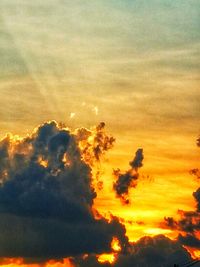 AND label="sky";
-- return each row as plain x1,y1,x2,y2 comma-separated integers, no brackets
0,0,200,266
